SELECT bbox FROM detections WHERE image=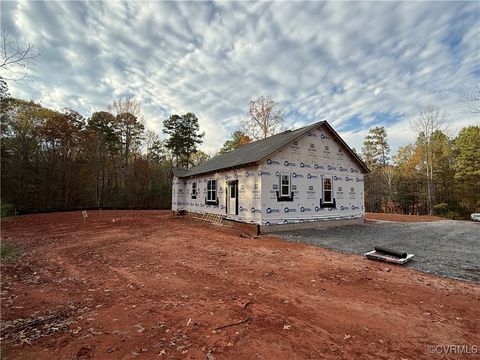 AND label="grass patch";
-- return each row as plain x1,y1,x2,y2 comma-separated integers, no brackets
1,242,20,262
